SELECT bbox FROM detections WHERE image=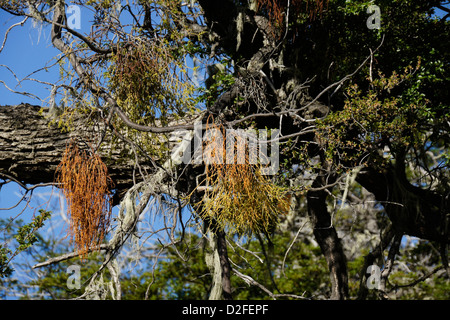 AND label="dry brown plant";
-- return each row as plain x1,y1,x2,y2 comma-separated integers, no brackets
195,118,290,234
55,139,114,257
257,0,329,30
